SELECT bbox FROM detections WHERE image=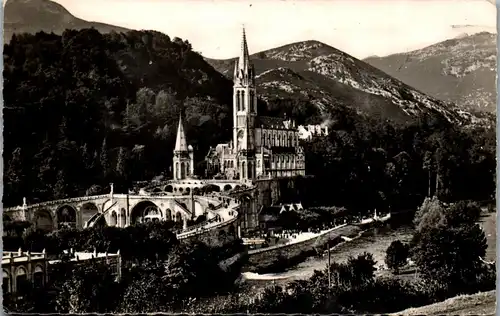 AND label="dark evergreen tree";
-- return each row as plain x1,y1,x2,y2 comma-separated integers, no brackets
100,138,110,179
385,240,409,274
